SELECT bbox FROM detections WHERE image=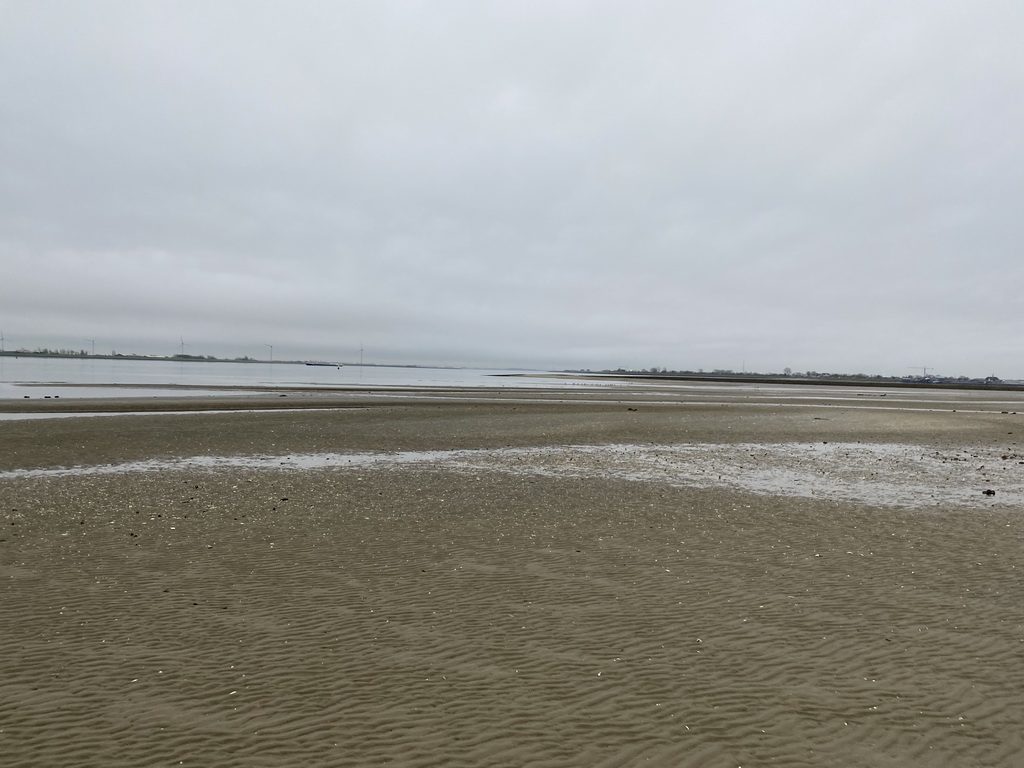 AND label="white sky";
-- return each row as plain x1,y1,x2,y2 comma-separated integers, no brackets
2,1,1022,377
